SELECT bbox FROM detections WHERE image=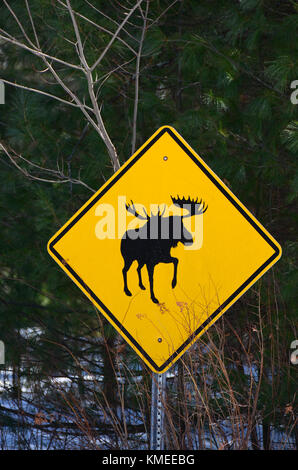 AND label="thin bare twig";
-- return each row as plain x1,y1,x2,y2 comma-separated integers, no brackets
91,0,144,72
85,0,138,43
0,142,95,192
57,0,138,56
0,32,82,71
0,78,93,111
131,0,149,155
